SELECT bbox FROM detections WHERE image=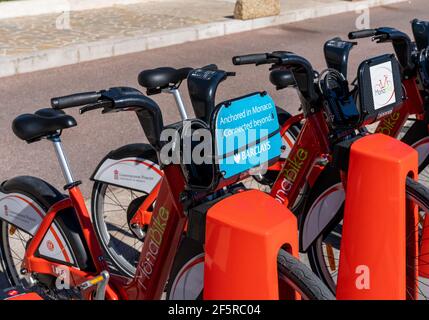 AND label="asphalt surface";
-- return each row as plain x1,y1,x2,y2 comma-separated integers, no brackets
0,0,427,290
